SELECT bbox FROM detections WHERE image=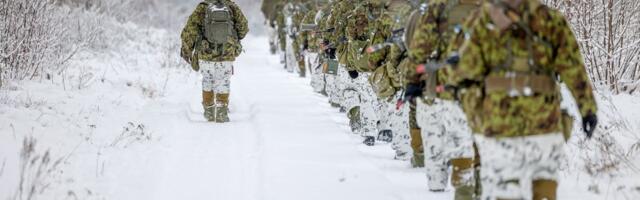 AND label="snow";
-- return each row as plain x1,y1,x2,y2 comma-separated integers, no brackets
1,33,639,199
